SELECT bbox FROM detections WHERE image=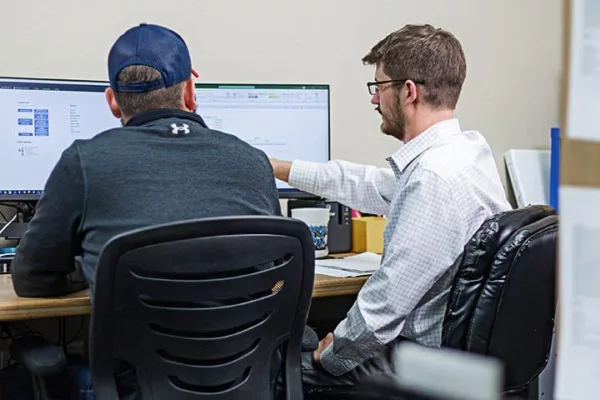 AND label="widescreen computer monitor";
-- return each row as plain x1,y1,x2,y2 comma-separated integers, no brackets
0,77,120,200
195,83,330,197
0,79,330,201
